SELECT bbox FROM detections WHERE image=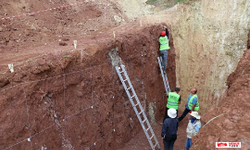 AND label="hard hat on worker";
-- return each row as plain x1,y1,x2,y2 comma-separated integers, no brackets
167,108,177,118
161,31,166,36
190,111,200,119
